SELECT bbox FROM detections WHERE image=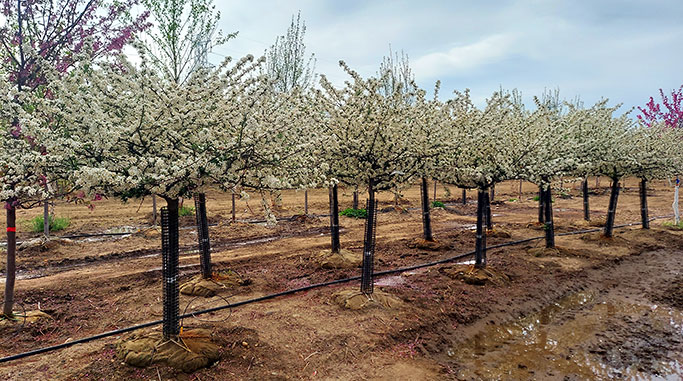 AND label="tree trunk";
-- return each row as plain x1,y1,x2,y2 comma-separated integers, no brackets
329,184,340,253
484,187,493,230
603,179,620,238
194,193,212,279
43,200,49,238
161,198,180,339
640,179,649,229
152,195,158,225
674,182,680,225
462,188,467,205
489,184,495,203
3,204,17,316
304,189,309,215
544,186,555,248
518,180,523,201
433,180,437,201
582,178,590,221
353,189,359,210
538,186,545,224
475,189,487,269
361,180,377,294
231,193,236,223
420,177,433,241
